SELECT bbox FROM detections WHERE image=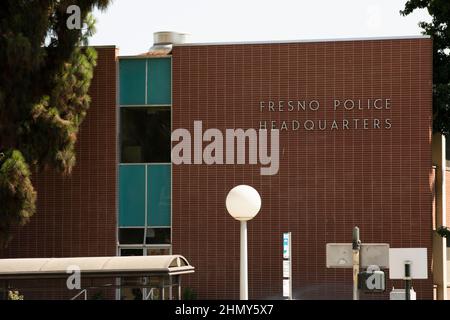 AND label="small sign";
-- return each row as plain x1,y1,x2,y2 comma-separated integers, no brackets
283,279,290,297
283,233,290,259
282,232,292,299
283,260,290,278
326,243,389,268
388,248,428,279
